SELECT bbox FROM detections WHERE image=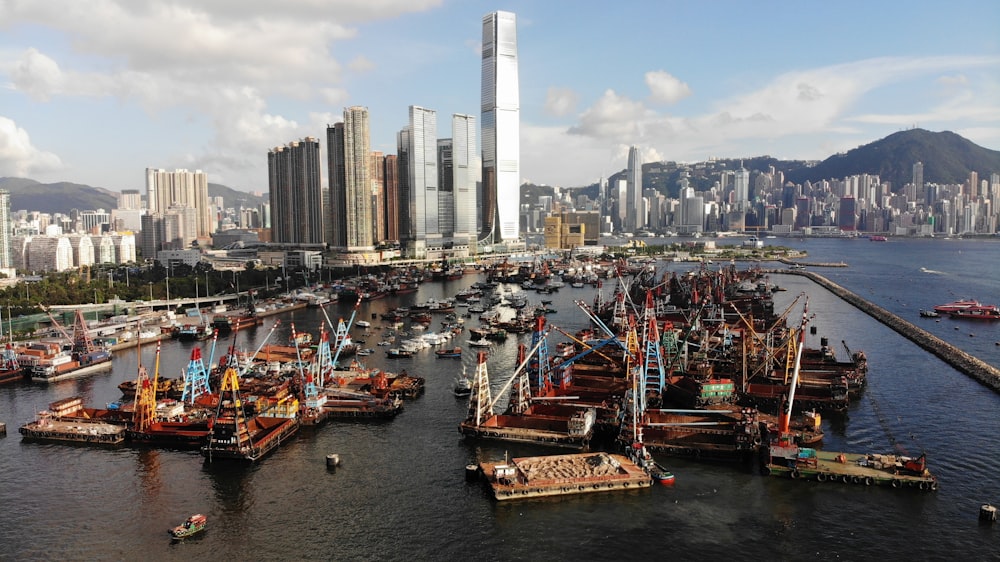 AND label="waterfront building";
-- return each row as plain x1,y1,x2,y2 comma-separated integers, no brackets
268,137,324,245
480,10,520,244
398,106,439,259
145,168,211,239
328,107,375,252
